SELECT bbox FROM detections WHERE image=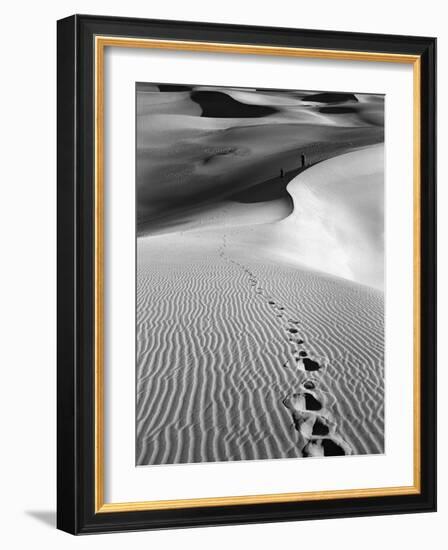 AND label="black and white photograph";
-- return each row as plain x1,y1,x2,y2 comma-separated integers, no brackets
0,0,441,543
136,82,385,466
